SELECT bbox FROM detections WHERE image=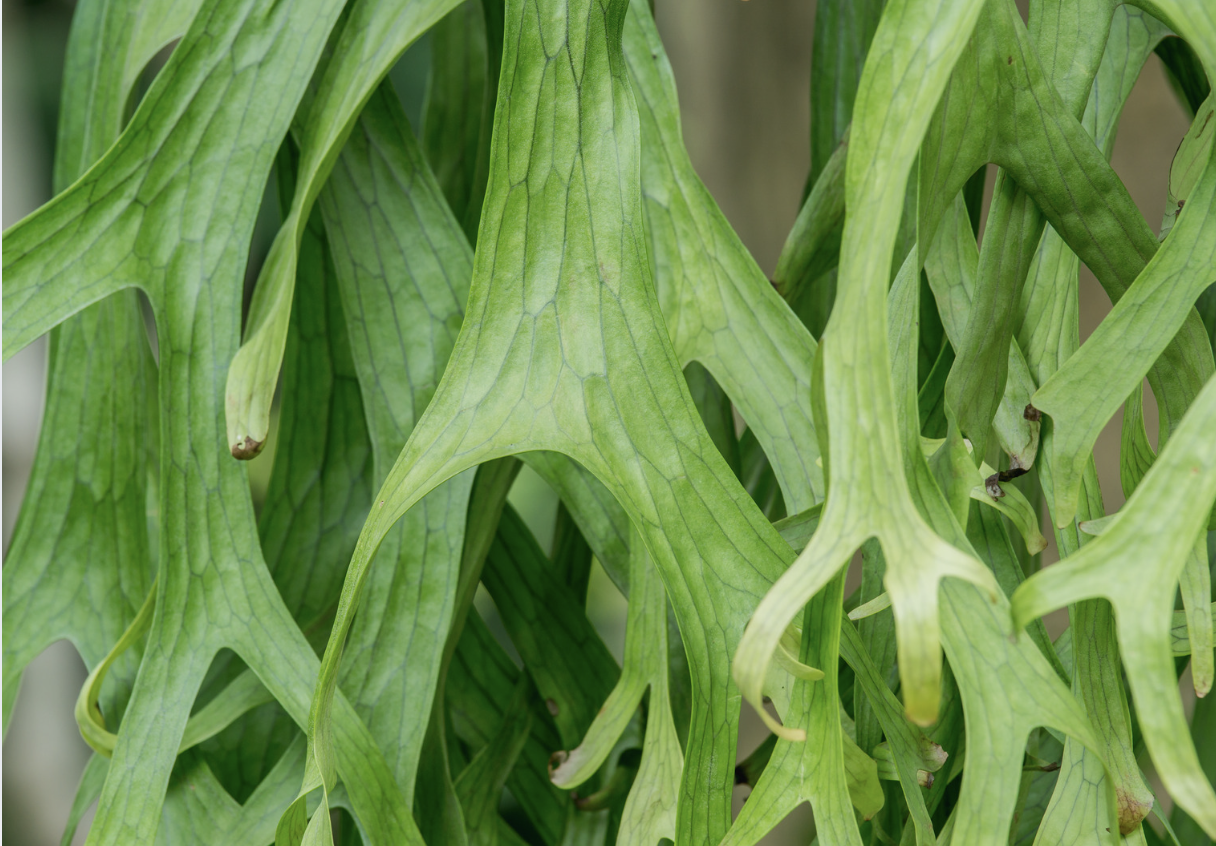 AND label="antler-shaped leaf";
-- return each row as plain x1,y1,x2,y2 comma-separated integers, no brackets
722,575,867,846
624,0,824,511
1011,8,1173,838
734,0,999,731
1034,137,1216,528
1012,372,1216,837
1036,135,1216,512
2,0,192,739
880,187,1116,845
621,2,866,831
318,81,480,801
935,0,1123,463
550,532,682,846
916,0,1212,501
5,1,440,842
224,0,464,456
295,0,803,840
